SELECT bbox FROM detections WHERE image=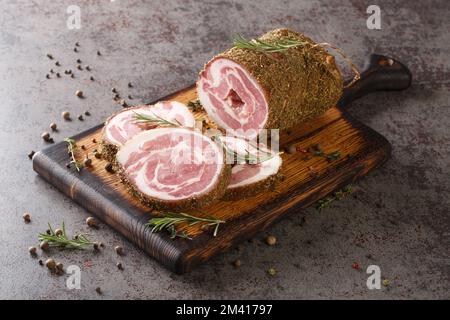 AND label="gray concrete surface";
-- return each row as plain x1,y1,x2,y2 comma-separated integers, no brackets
0,0,448,299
